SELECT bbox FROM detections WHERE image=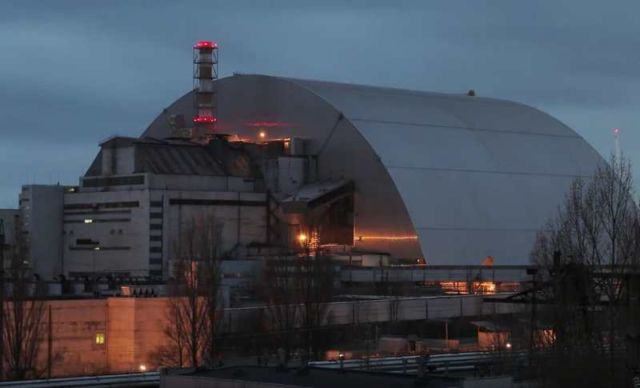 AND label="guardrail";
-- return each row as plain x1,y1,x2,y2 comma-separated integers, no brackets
310,351,526,375
0,371,159,387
